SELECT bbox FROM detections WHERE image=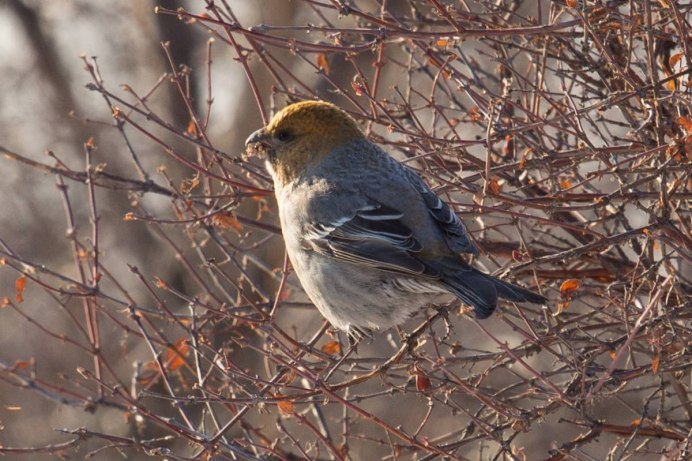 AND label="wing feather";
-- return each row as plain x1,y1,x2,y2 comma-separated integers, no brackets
405,170,478,255
303,202,433,276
